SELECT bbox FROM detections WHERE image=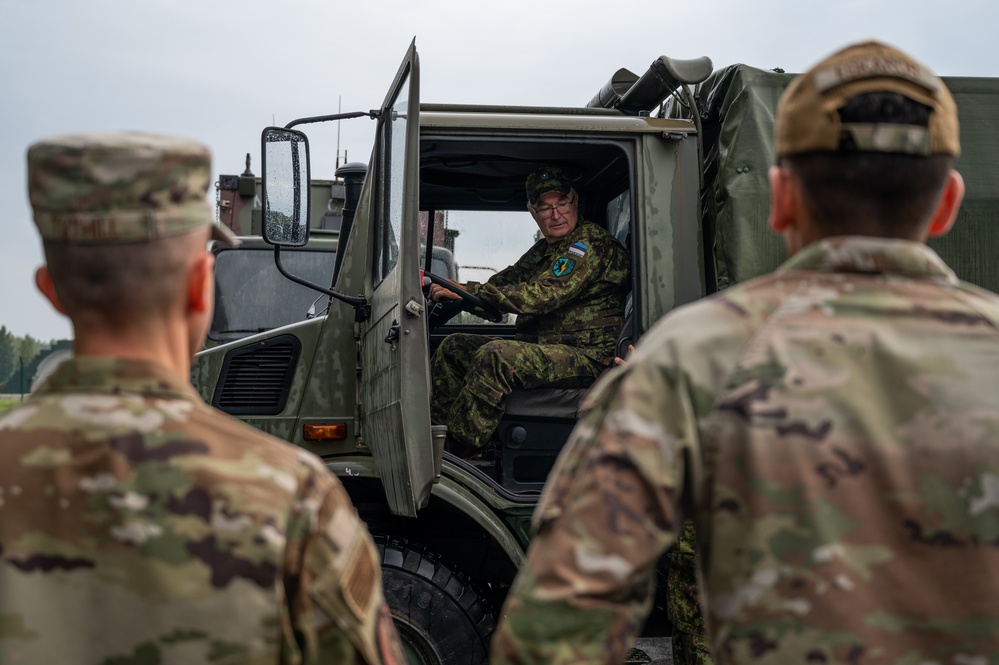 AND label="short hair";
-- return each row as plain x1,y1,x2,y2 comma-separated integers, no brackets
781,92,954,236
42,231,205,327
